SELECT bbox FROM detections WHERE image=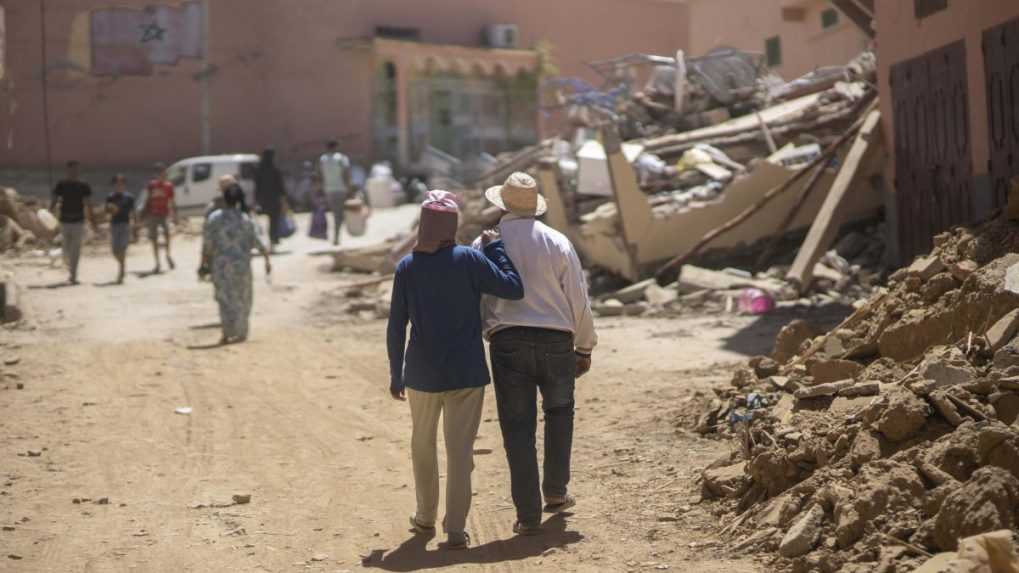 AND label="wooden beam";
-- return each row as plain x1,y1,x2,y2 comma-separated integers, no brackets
785,110,882,290
830,0,876,37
